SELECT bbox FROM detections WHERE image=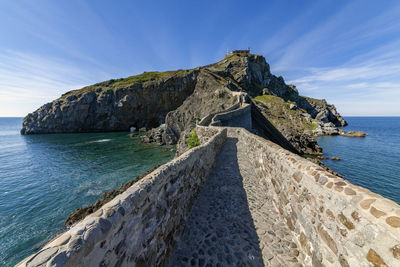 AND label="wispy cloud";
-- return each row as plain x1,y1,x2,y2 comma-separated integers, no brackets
269,1,400,70
0,50,105,116
260,1,400,116
286,51,400,115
